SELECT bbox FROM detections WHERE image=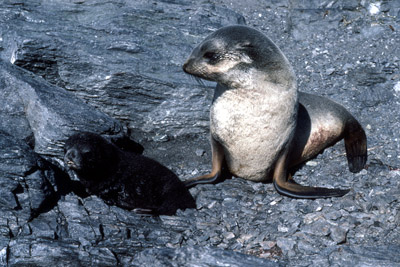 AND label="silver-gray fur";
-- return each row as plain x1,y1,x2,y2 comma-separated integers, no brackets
184,25,298,182
183,25,367,198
